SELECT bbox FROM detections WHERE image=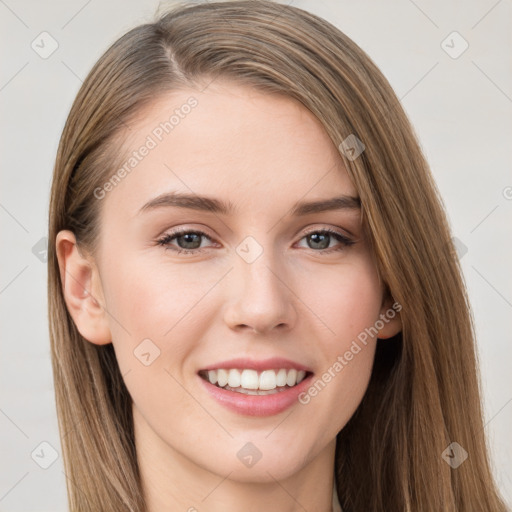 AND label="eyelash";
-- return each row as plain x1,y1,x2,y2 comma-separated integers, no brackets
156,227,355,255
